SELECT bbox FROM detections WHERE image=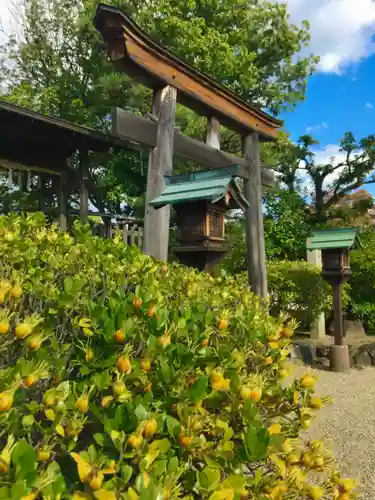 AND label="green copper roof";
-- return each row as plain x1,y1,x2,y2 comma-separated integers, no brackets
307,227,362,251
150,165,249,209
